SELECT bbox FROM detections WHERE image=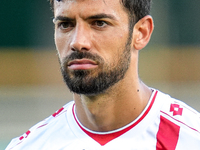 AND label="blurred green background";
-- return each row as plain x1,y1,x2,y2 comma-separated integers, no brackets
1,0,200,149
